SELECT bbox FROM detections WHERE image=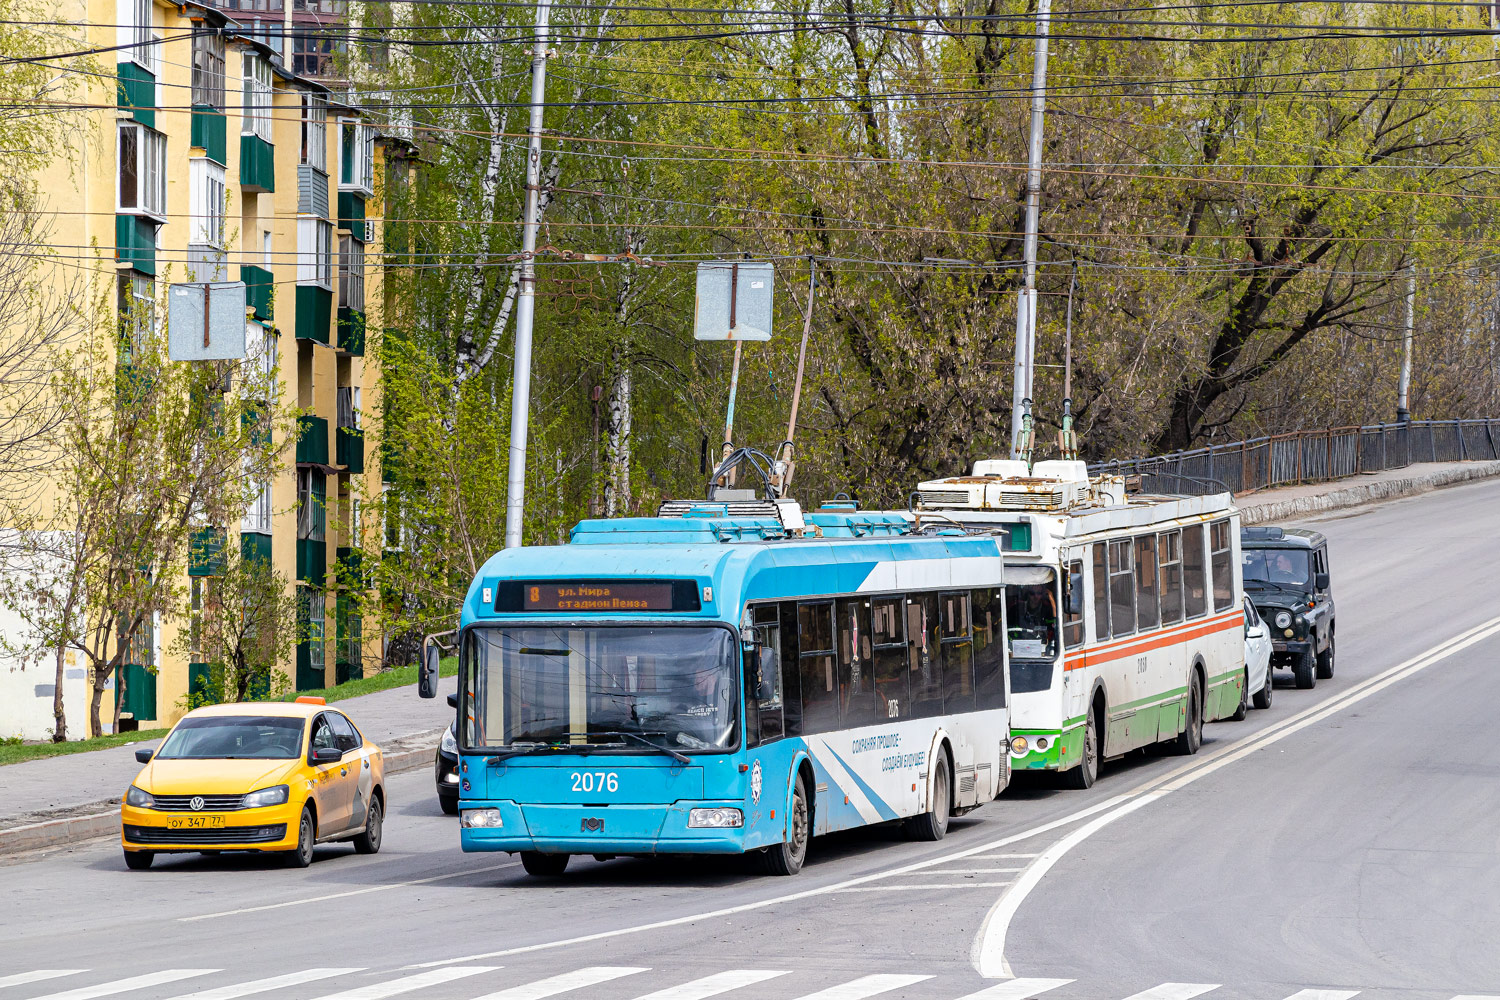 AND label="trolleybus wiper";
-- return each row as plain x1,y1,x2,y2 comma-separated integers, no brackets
592,730,692,765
